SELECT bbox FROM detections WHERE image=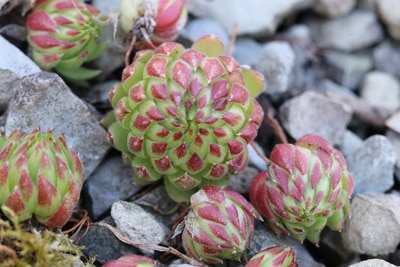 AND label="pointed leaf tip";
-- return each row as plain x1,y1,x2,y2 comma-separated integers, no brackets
191,35,225,57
